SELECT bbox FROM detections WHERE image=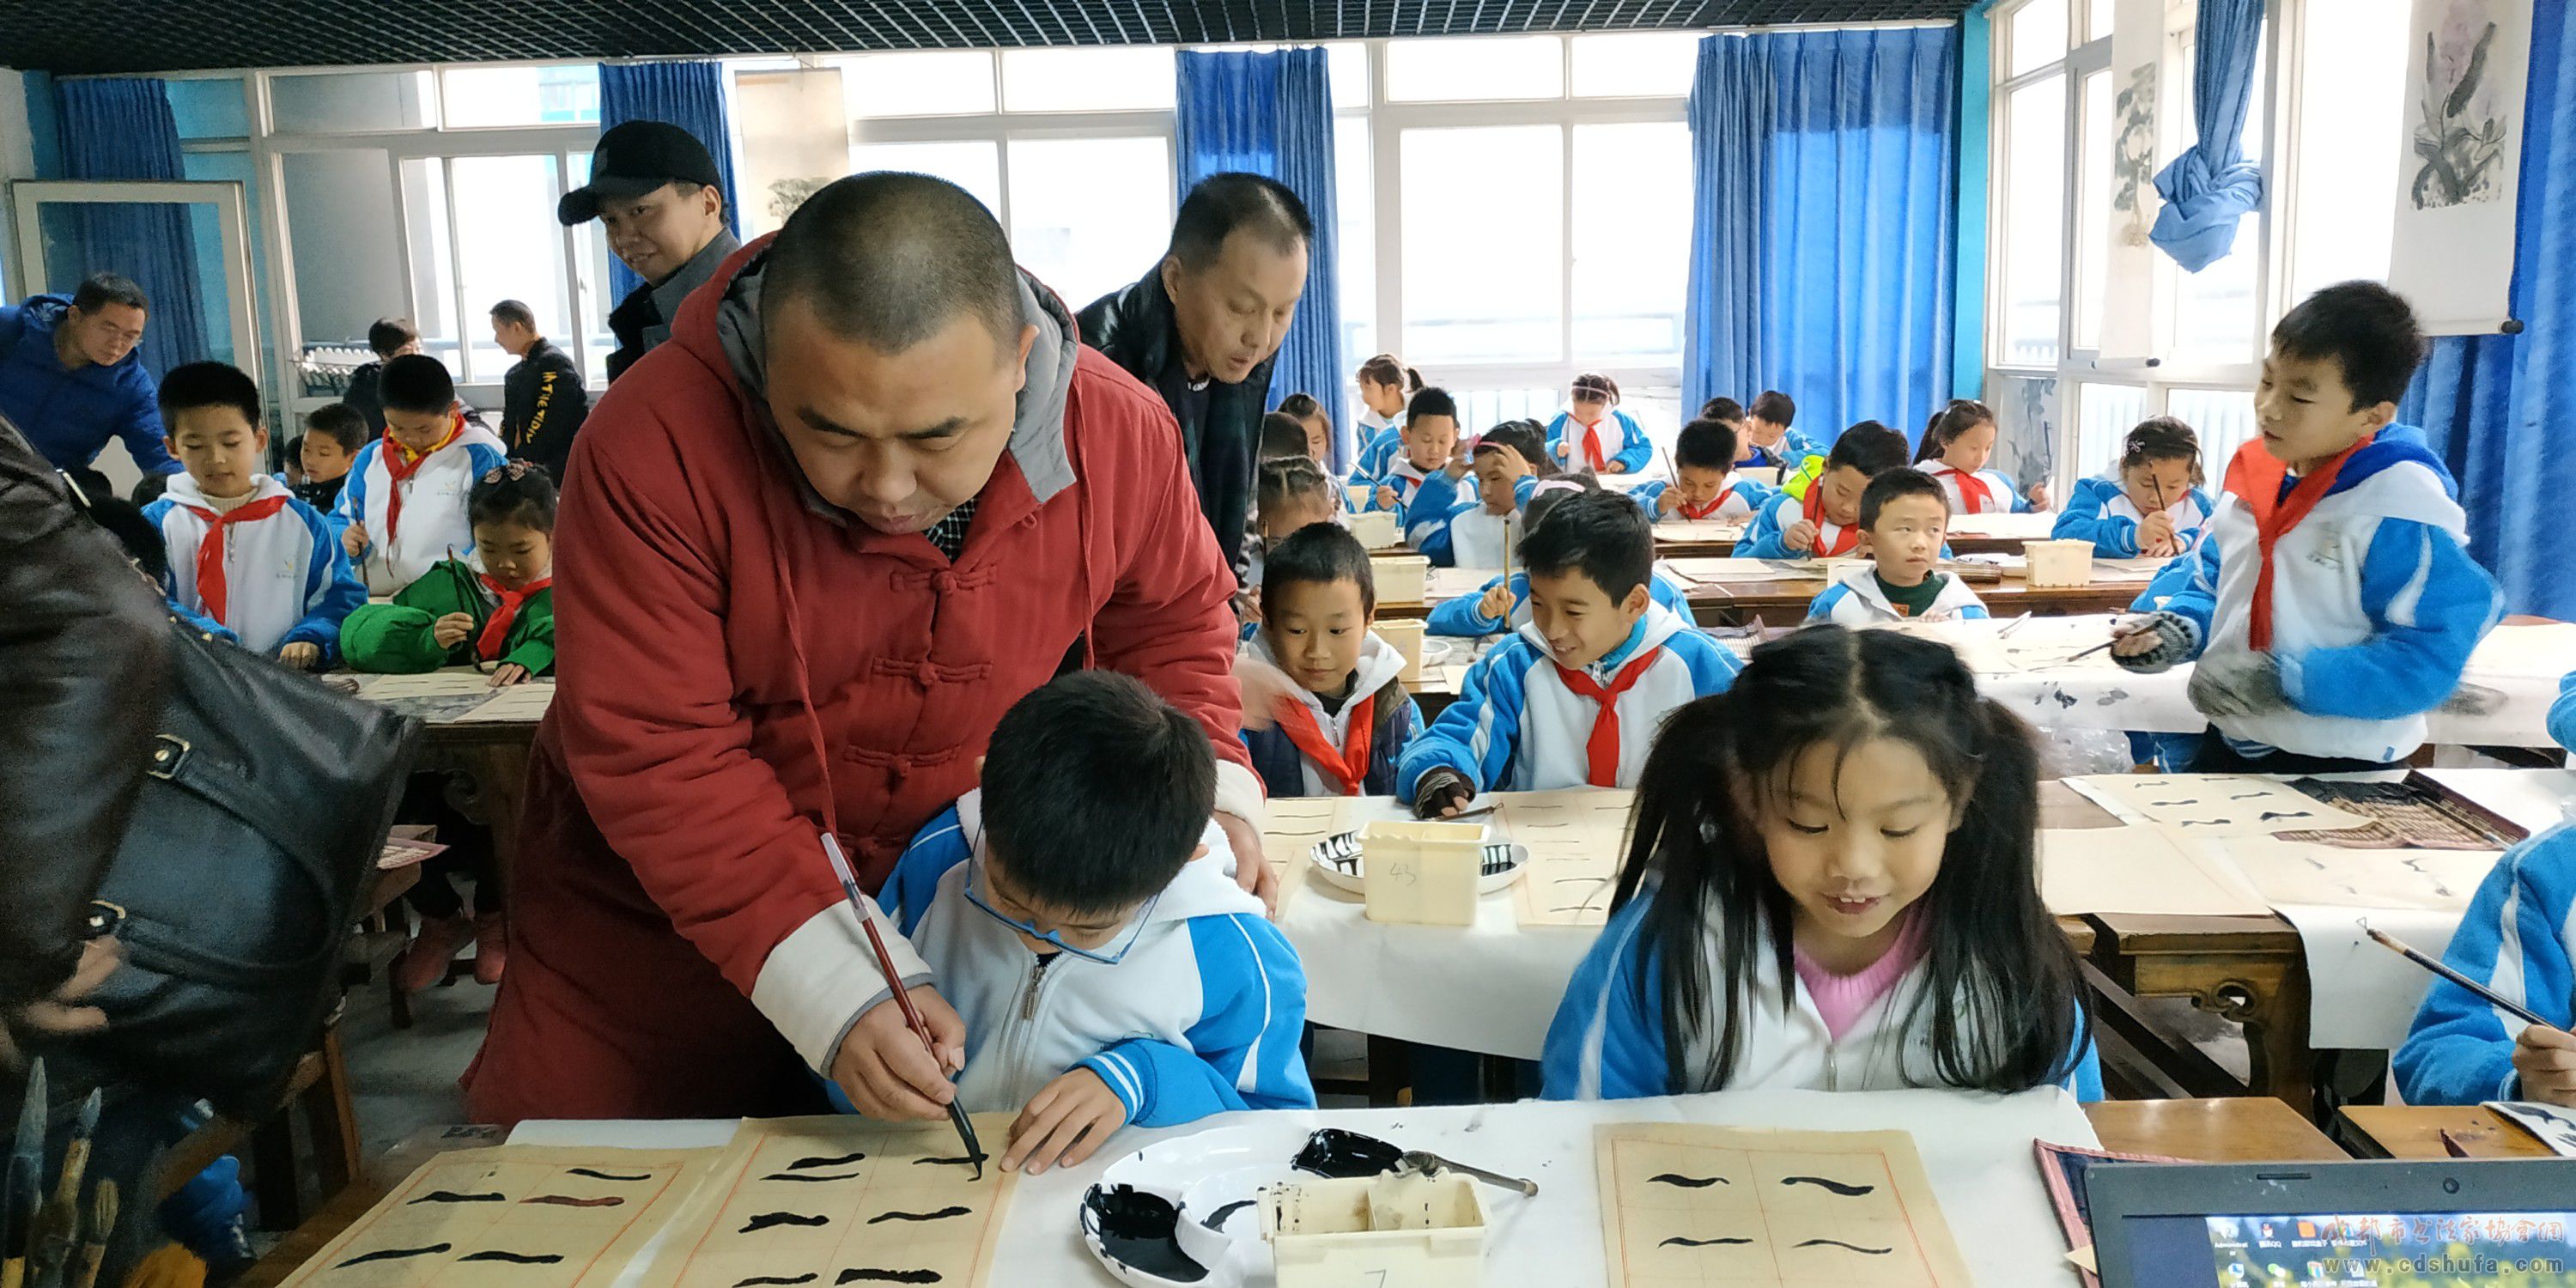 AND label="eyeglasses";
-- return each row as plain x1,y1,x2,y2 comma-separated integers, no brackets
962,860,1155,966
